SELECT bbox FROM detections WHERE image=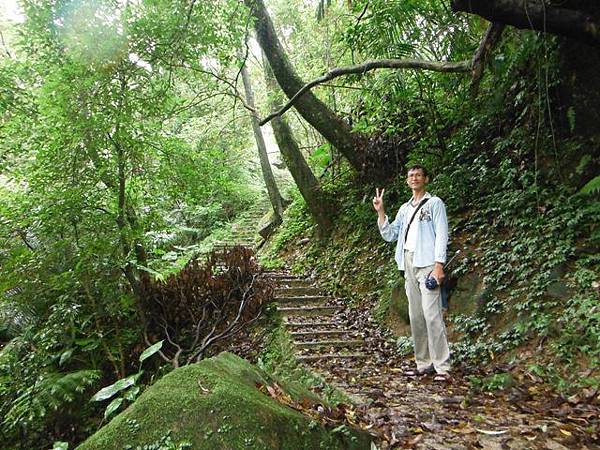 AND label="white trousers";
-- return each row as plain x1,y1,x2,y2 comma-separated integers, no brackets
404,251,451,374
